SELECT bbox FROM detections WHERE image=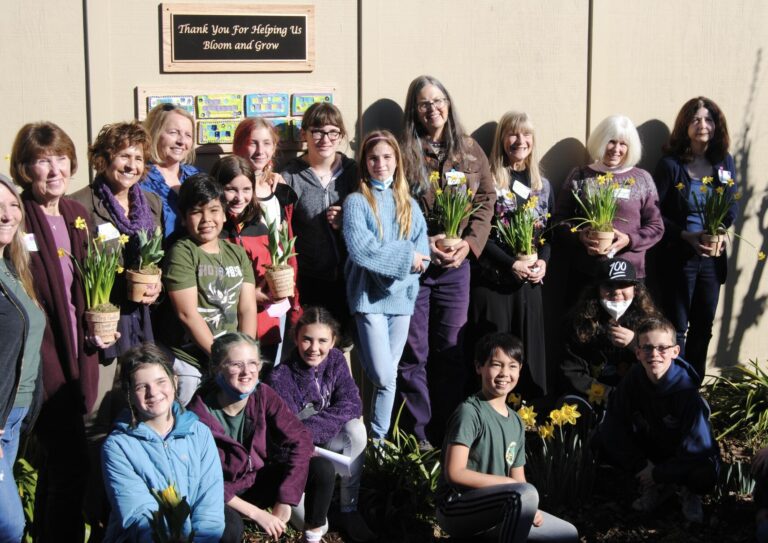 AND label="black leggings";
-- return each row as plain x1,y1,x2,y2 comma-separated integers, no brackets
221,456,335,542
